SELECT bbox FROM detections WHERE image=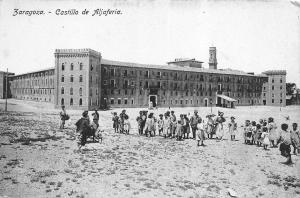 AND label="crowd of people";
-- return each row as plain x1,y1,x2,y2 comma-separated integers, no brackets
58,106,300,165
111,109,231,147
243,117,300,165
